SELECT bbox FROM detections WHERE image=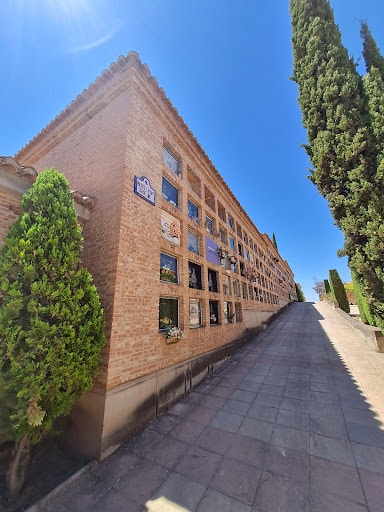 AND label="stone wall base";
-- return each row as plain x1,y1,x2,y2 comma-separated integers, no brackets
63,305,291,460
